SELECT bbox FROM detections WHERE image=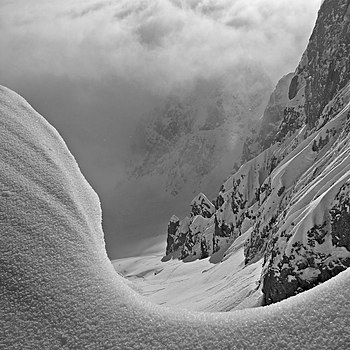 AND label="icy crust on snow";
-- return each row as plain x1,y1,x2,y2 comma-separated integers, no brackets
1,85,350,349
